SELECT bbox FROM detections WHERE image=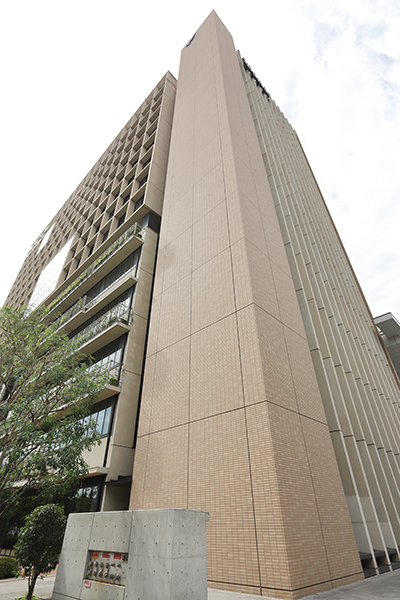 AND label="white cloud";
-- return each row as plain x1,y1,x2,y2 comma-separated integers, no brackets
0,0,399,321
